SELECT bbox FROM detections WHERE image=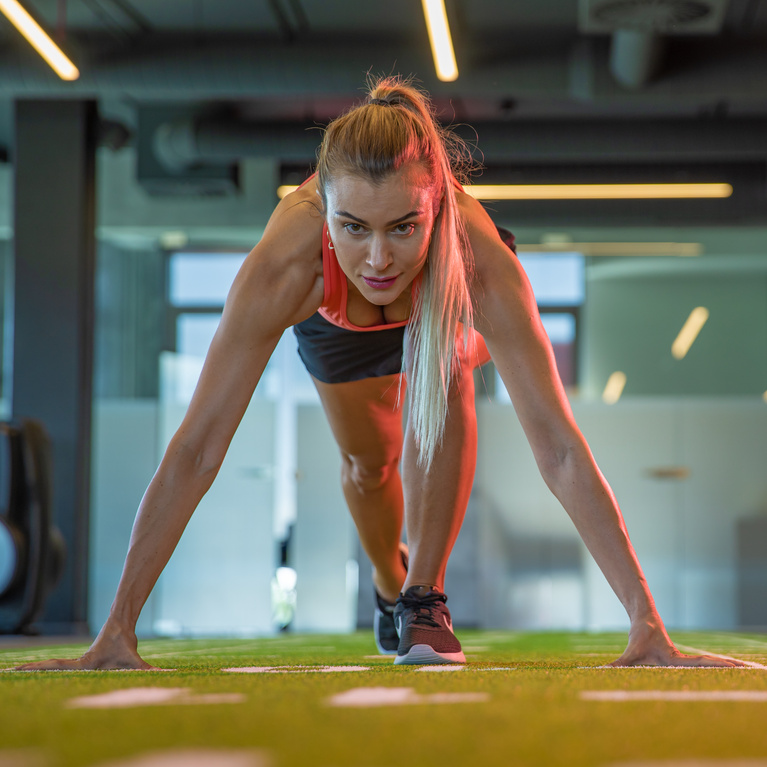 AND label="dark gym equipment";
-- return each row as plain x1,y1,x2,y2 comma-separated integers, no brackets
0,420,66,634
